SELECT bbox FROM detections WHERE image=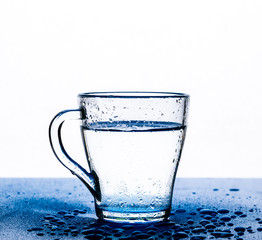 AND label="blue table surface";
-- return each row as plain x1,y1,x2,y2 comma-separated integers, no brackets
0,178,262,239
